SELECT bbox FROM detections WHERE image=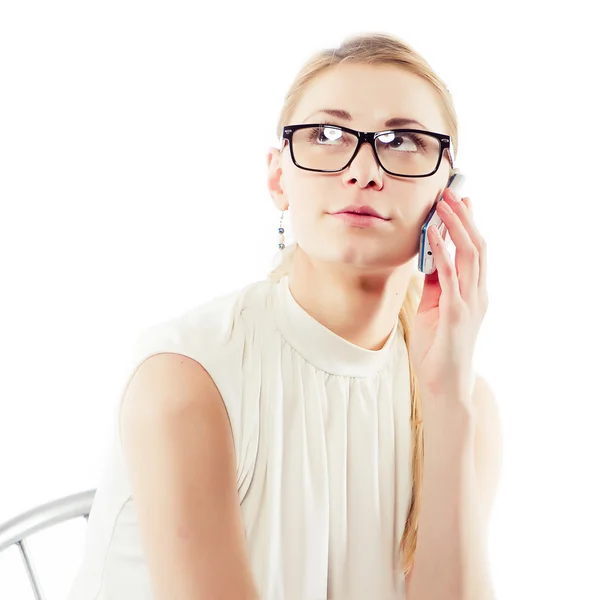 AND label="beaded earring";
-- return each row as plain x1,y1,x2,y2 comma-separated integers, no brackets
277,211,285,251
